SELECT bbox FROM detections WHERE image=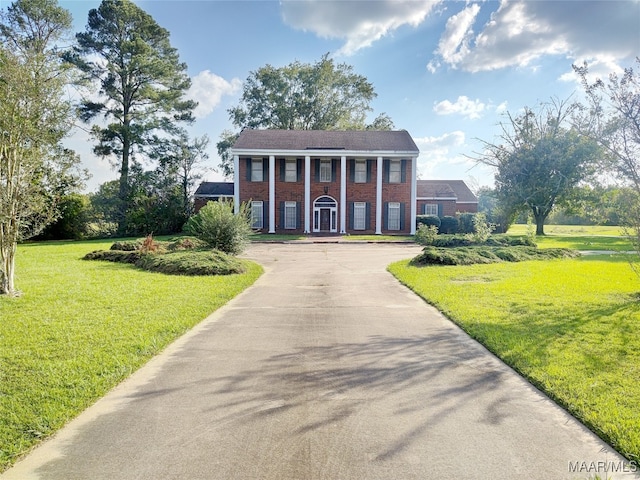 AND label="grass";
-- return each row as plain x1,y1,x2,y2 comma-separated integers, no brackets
389,254,640,462
507,224,634,251
0,239,262,472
